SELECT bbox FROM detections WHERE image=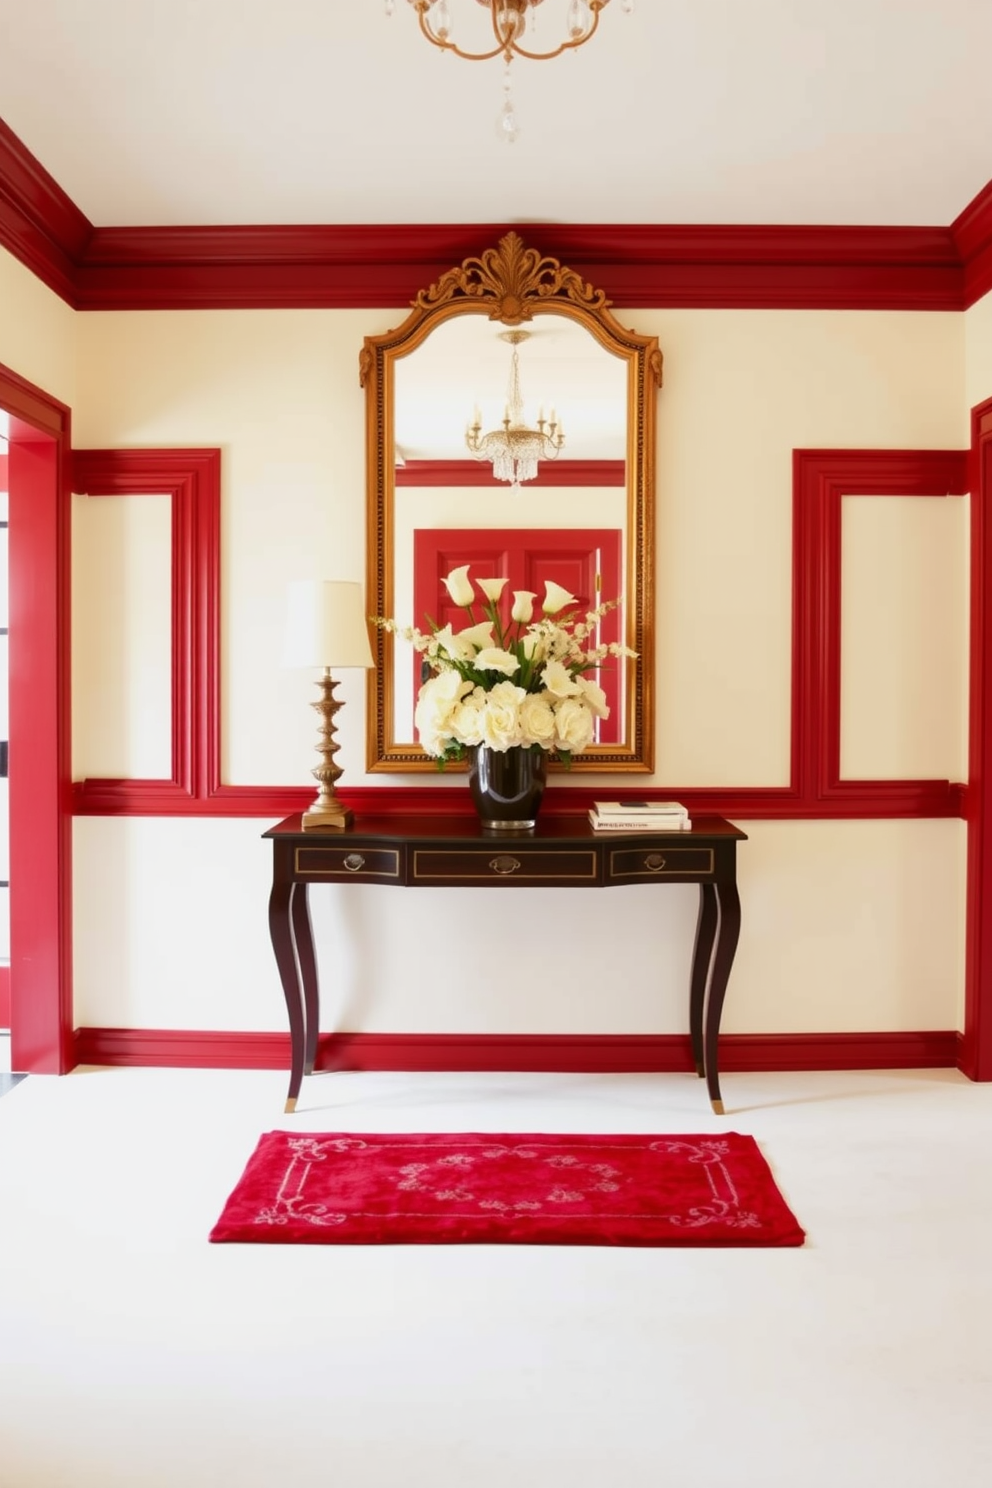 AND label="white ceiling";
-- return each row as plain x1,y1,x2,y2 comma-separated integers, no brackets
0,0,990,230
